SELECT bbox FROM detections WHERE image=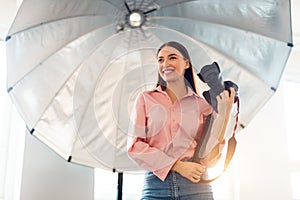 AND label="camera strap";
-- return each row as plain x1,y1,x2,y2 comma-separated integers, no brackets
199,97,240,183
